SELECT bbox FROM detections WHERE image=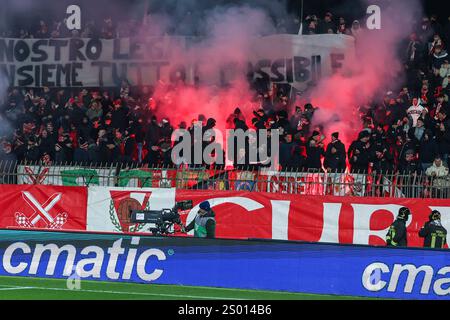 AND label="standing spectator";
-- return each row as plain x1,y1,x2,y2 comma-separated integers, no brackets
418,17,433,42
407,98,425,127
0,141,15,163
440,60,450,79
372,146,394,173
429,34,445,56
35,20,49,38
419,84,432,108
398,148,423,197
68,123,79,150
426,156,449,177
324,132,346,172
86,101,103,121
121,128,137,165
426,156,450,198
430,94,449,119
45,122,57,144
372,124,389,150
348,131,372,173
101,17,116,39
430,15,443,37
145,116,161,153
445,15,450,48
101,90,113,115
160,140,173,167
319,12,335,34
397,131,416,167
399,149,421,173
80,20,97,38
432,45,449,70
69,97,87,127
279,134,295,170
370,145,395,196
434,110,450,165
143,116,162,166
226,108,246,130
409,117,426,142
161,118,174,141
51,20,66,38
251,109,267,130
419,130,439,171
103,130,119,163
290,106,303,132
127,117,145,163
54,133,72,163
120,80,130,99
73,136,89,164
405,33,423,71
84,138,98,165
23,136,40,162
385,95,405,126
337,17,349,35
275,110,291,136
78,116,92,141
13,133,26,162
111,100,129,132
304,15,318,35
444,74,450,92
38,129,54,160
350,20,362,38
302,103,316,123
306,131,325,171
19,28,32,39
94,128,109,164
